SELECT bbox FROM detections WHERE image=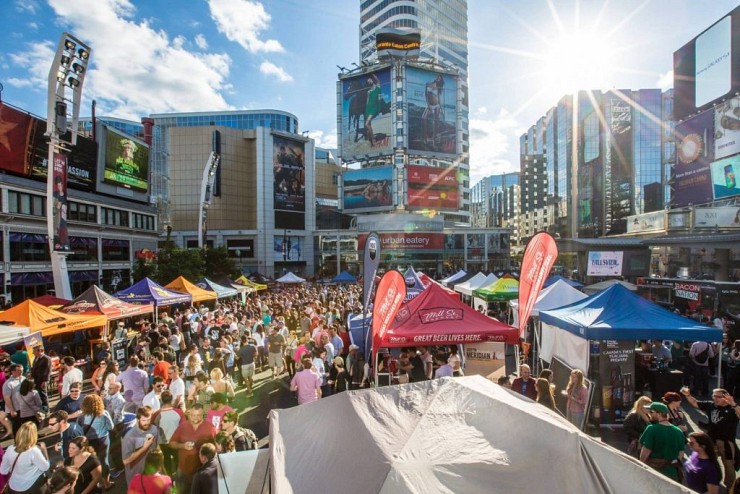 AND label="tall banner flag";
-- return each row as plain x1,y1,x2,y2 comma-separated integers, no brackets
518,232,558,336
371,270,406,359
363,232,381,313
52,152,70,252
